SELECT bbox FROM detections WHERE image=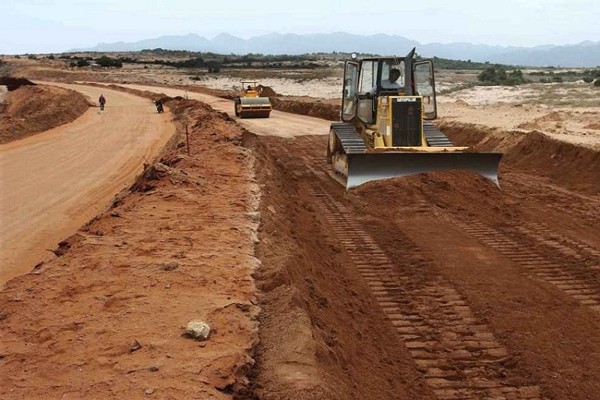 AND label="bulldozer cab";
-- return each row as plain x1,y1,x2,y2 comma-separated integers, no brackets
341,50,437,124
331,48,500,189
